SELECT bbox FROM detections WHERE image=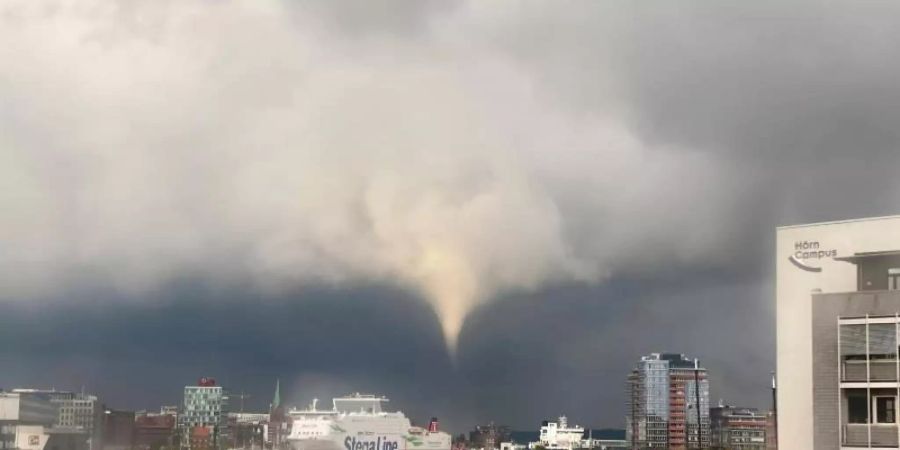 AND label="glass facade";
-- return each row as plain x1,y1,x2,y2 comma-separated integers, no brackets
839,315,900,448
627,353,710,449
180,385,228,449
181,387,226,428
